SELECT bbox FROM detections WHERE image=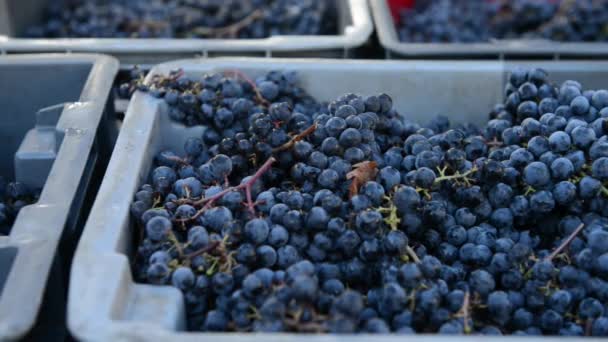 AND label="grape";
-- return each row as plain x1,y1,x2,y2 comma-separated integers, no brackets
204,310,229,331
592,157,608,180
171,267,195,291
571,126,597,149
570,96,590,116
145,216,172,242
592,317,608,336
244,219,270,245
523,162,551,188
211,272,234,296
